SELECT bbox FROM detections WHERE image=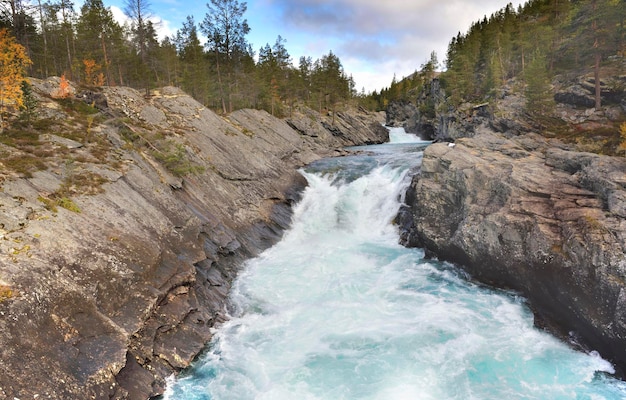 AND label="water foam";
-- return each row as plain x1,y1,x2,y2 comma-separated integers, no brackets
165,129,626,400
